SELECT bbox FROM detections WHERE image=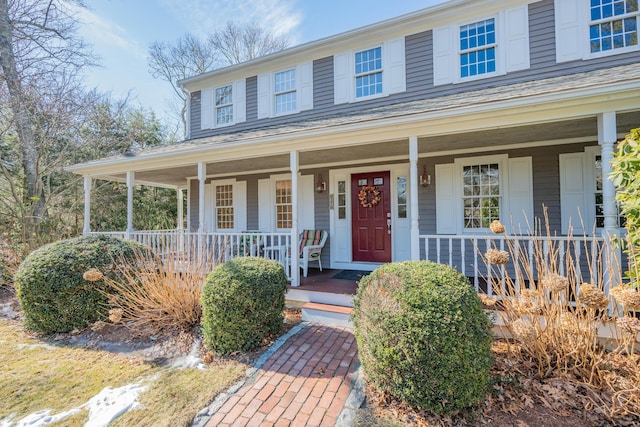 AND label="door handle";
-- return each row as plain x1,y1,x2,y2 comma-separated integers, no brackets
387,218,391,234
